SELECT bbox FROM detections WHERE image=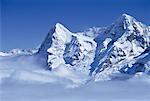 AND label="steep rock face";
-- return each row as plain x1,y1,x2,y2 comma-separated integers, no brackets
63,34,96,73
38,23,72,69
46,23,72,70
90,14,129,75
38,23,96,73
120,47,150,75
